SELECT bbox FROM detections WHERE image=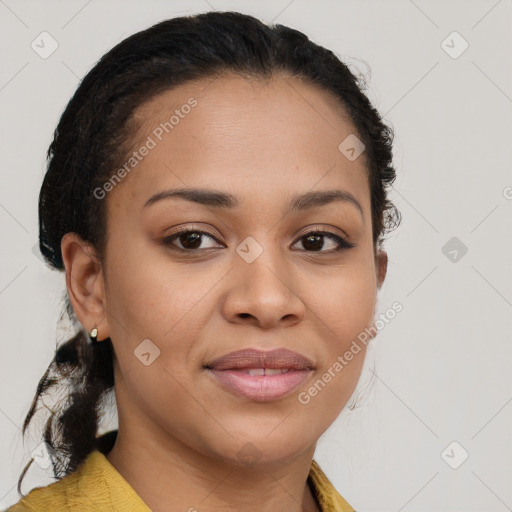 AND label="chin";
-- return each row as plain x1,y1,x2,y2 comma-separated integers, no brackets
199,425,318,469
